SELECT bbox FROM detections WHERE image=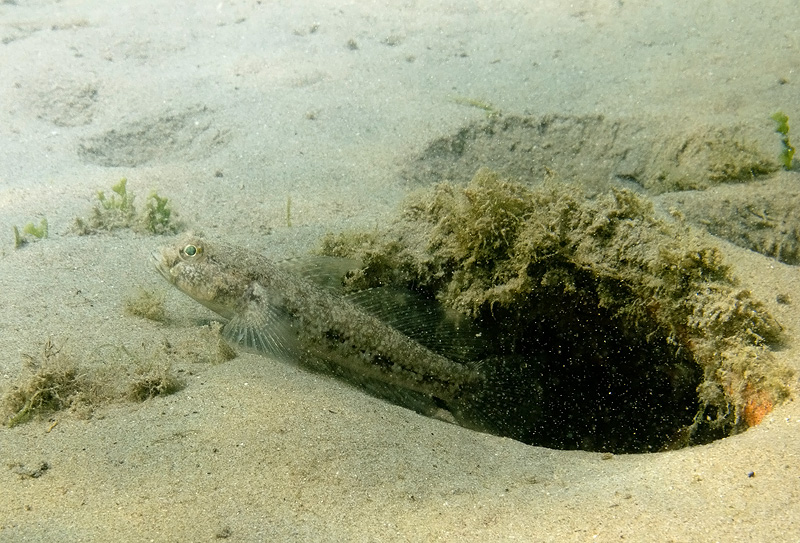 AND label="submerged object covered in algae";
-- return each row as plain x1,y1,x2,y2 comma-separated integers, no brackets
321,168,794,452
